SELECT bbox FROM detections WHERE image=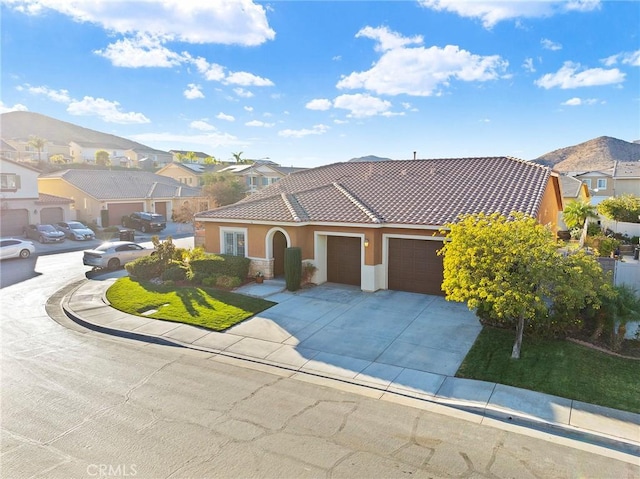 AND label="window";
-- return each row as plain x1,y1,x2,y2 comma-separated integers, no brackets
1,173,20,191
224,231,245,256
582,179,592,189
262,177,269,186
597,179,607,189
